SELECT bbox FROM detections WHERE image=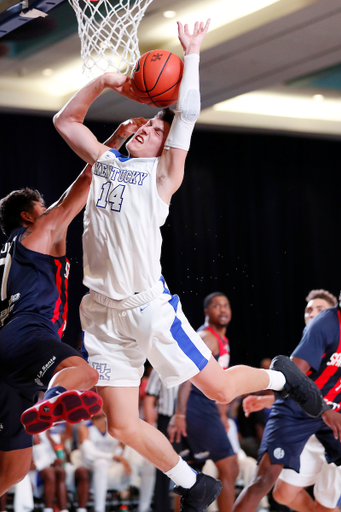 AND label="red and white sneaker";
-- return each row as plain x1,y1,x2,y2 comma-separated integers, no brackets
21,390,103,435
